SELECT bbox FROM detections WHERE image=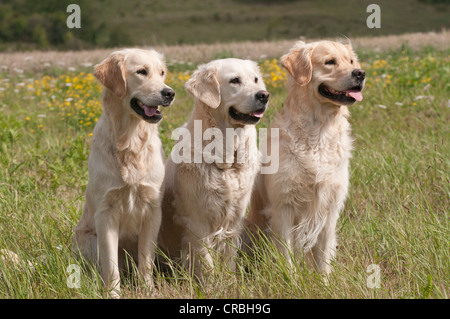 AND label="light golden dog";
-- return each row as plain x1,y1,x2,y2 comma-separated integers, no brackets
247,40,365,276
73,48,175,298
158,58,269,279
